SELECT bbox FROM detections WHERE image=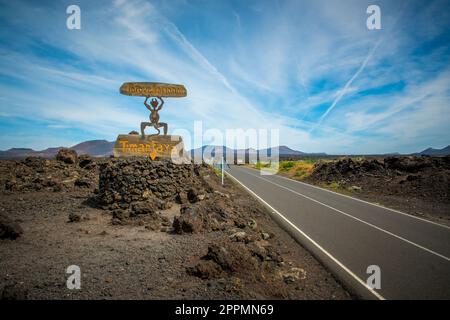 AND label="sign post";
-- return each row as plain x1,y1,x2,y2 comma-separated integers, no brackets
221,156,224,185
113,82,187,161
